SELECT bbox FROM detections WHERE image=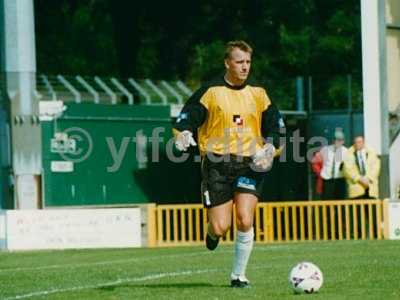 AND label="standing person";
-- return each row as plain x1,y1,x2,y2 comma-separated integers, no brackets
343,135,380,199
173,41,284,288
318,130,348,200
311,150,324,199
